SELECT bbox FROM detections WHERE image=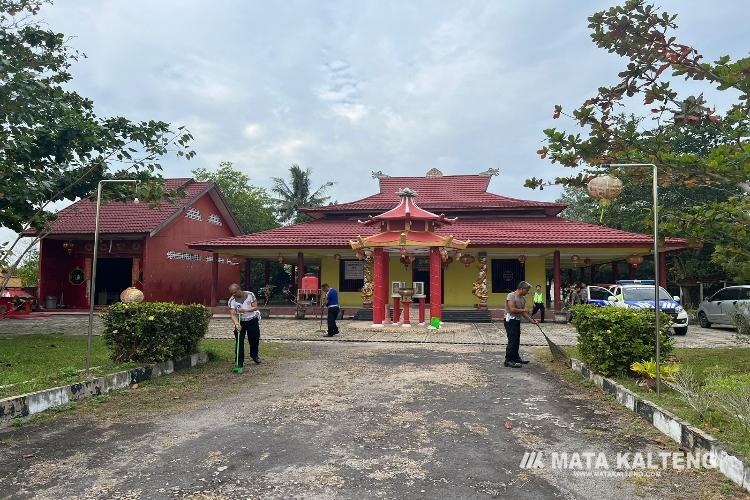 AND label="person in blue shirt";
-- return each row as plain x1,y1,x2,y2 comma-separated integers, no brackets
321,283,339,337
